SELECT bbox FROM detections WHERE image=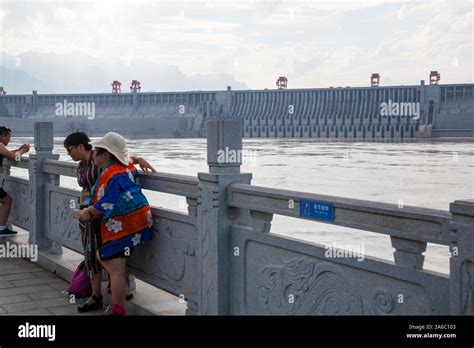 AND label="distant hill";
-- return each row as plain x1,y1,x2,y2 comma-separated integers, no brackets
0,51,248,94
